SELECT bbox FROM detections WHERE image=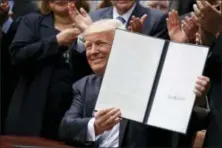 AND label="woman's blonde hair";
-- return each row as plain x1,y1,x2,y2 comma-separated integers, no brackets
38,0,90,15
